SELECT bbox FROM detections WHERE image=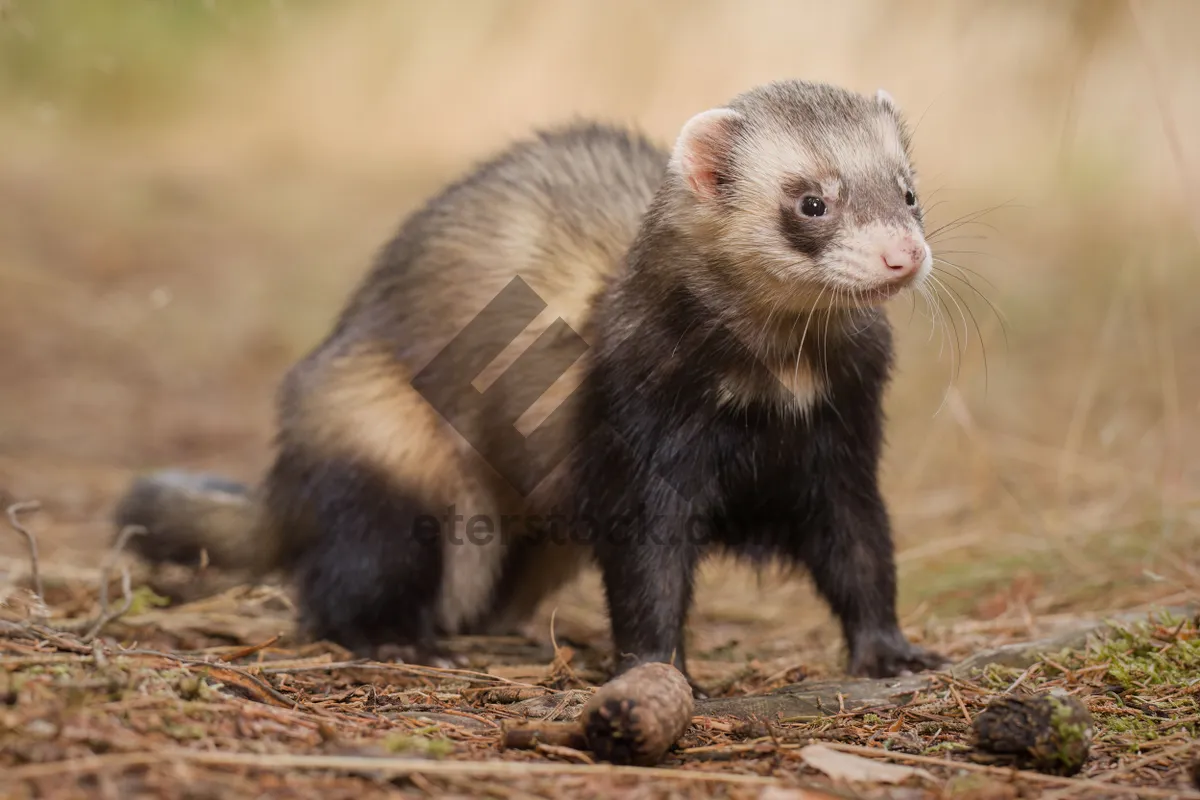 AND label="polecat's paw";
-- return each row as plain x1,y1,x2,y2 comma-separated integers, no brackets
849,635,949,679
